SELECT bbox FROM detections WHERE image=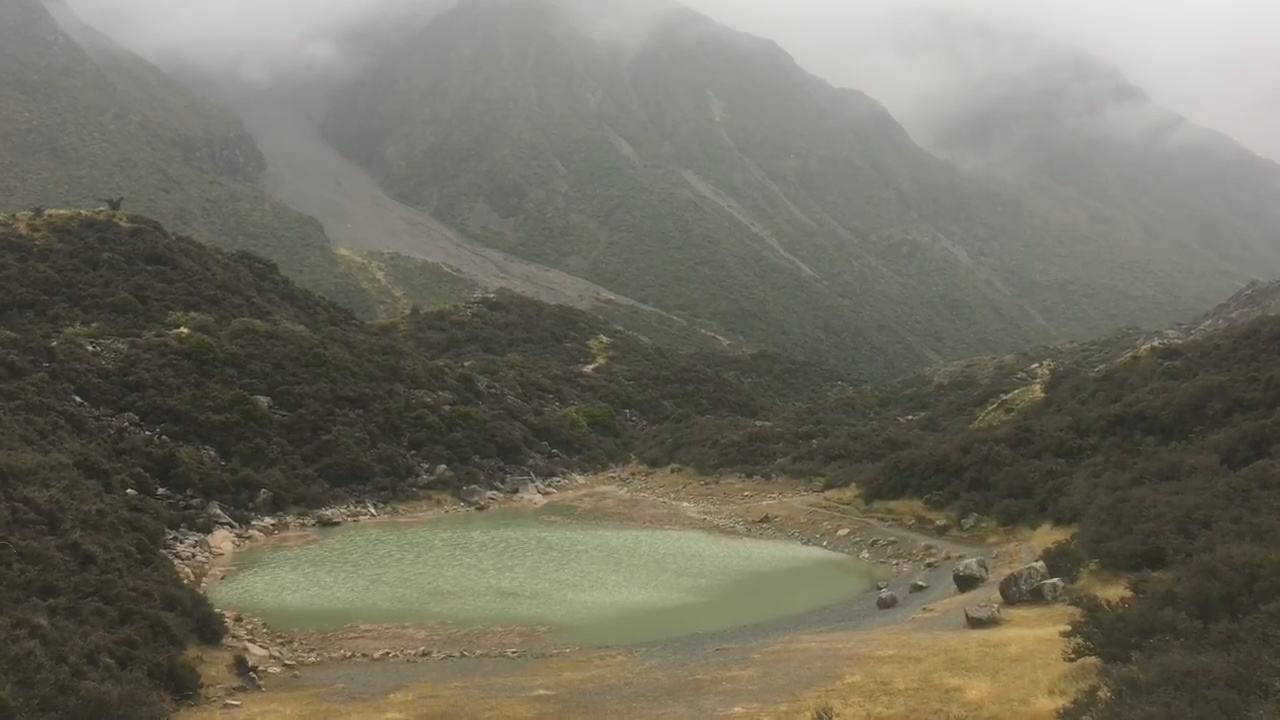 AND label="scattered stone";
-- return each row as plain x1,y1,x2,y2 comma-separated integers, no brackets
876,590,900,609
998,561,1050,605
125,488,139,497
1032,578,1067,604
251,395,274,412
835,528,851,538
315,508,345,527
931,518,952,535
909,578,930,593
244,642,271,658
266,667,282,675
754,512,775,524
952,556,990,592
222,700,243,709
964,604,1003,629
875,581,889,591
959,512,982,532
